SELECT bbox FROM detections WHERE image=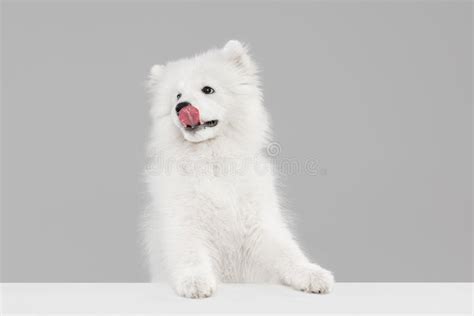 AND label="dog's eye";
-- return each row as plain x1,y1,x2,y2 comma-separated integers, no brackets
176,93,182,100
201,86,215,94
